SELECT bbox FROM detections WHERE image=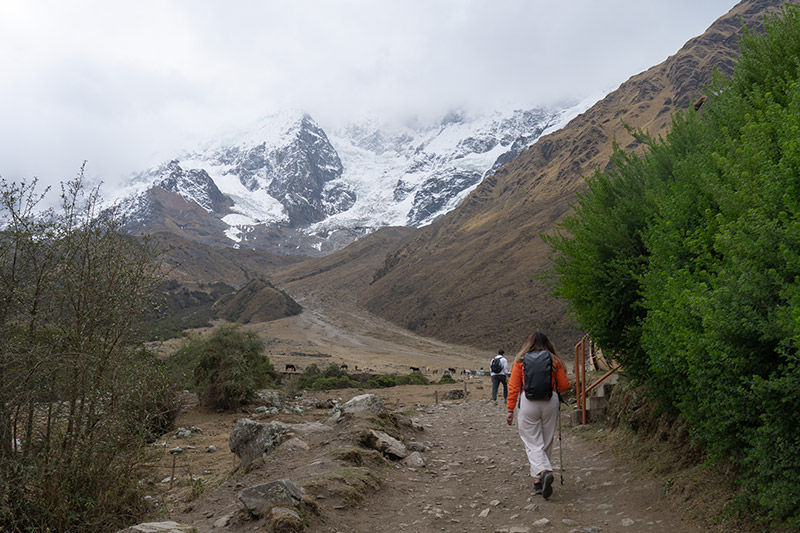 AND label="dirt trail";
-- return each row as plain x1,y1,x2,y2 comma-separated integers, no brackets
316,399,704,533
155,295,709,533
248,291,489,375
